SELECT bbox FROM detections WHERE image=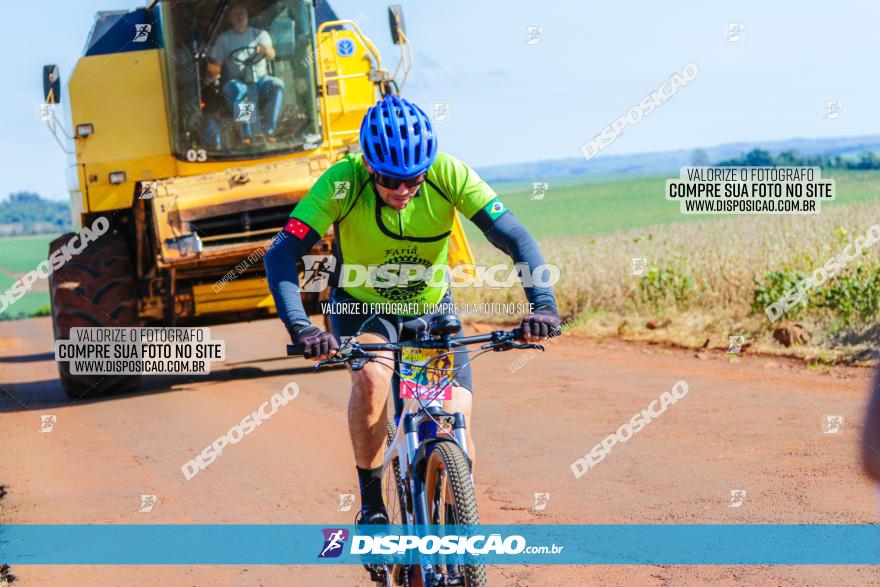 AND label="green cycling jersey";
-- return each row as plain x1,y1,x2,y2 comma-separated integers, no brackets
289,152,507,308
